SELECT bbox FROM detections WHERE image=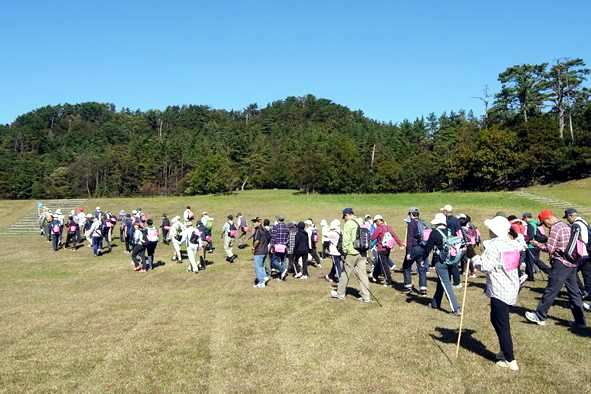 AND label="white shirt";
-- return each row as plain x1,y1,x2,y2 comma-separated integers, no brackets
327,229,341,256
476,237,522,305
